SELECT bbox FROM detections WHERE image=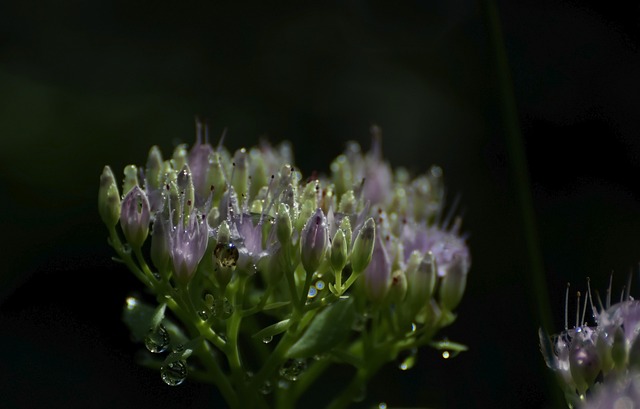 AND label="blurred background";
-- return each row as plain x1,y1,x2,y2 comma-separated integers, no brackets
1,1,640,408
